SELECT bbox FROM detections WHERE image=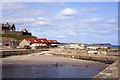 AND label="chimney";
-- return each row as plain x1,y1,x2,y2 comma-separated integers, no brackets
6,22,9,24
